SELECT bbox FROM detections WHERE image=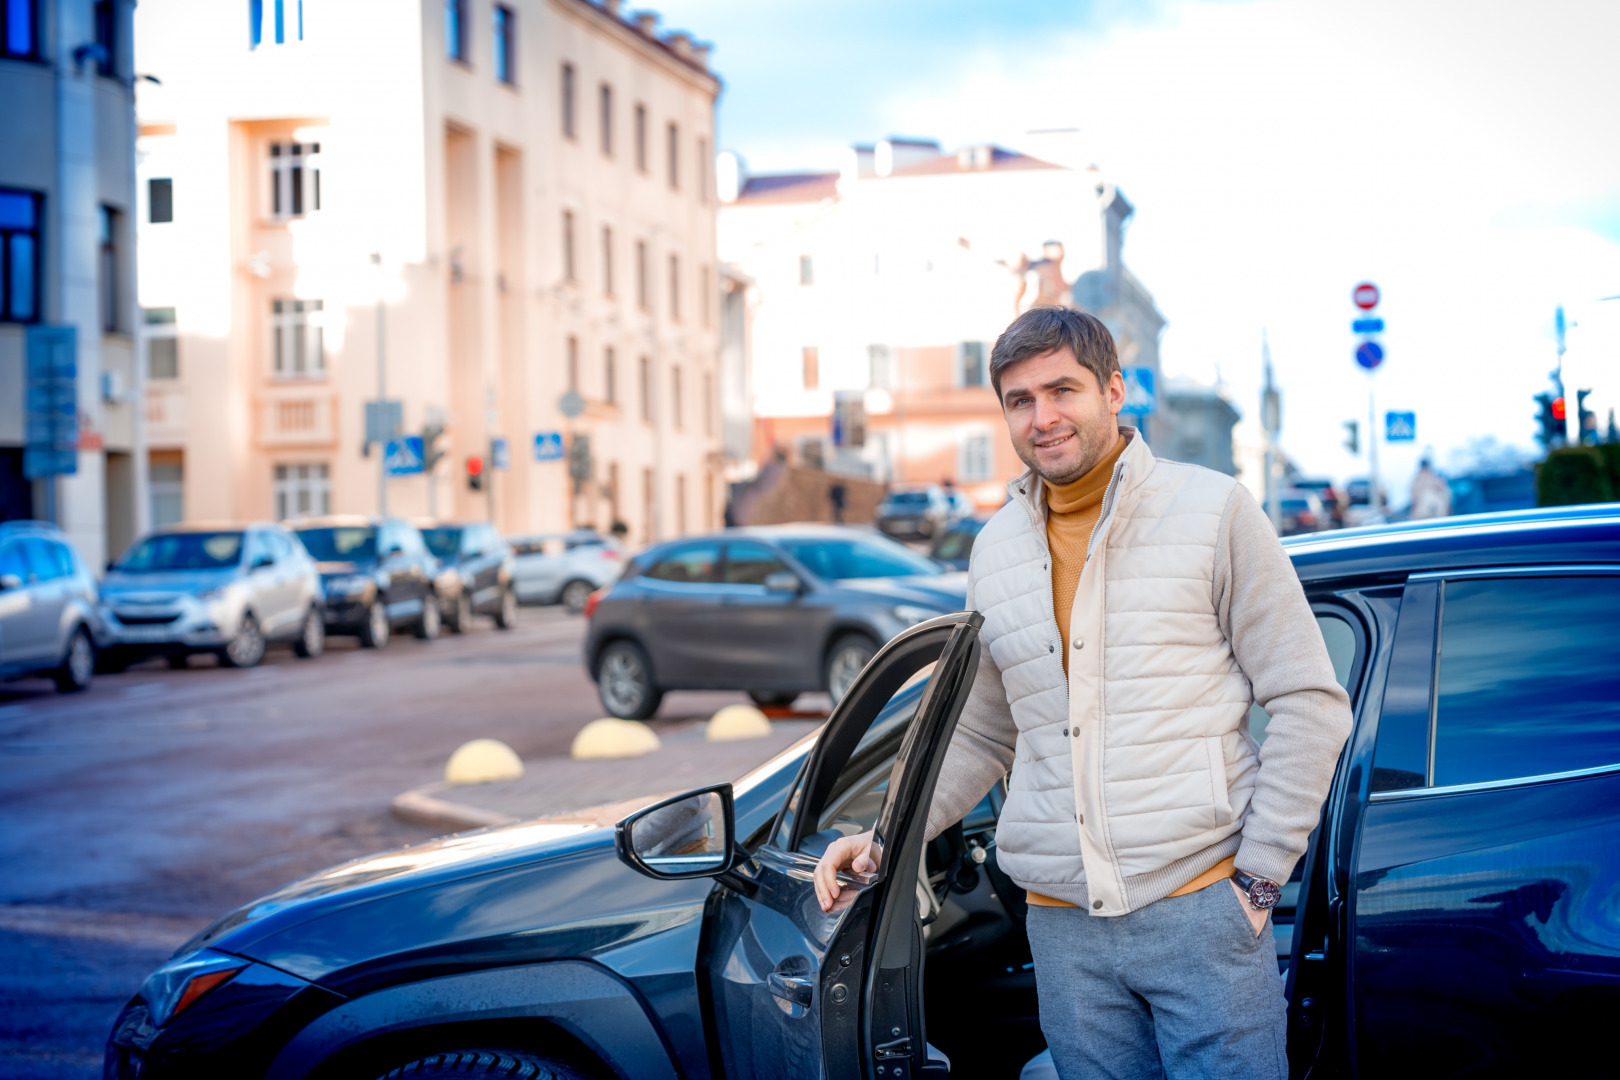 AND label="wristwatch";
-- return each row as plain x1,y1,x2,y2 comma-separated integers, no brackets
1232,869,1282,910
